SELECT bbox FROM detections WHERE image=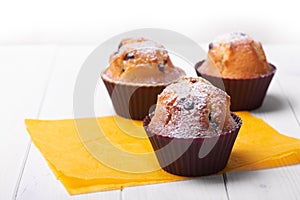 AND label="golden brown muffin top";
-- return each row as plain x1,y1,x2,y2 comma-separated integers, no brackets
102,38,185,85
148,77,236,138
198,32,273,79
